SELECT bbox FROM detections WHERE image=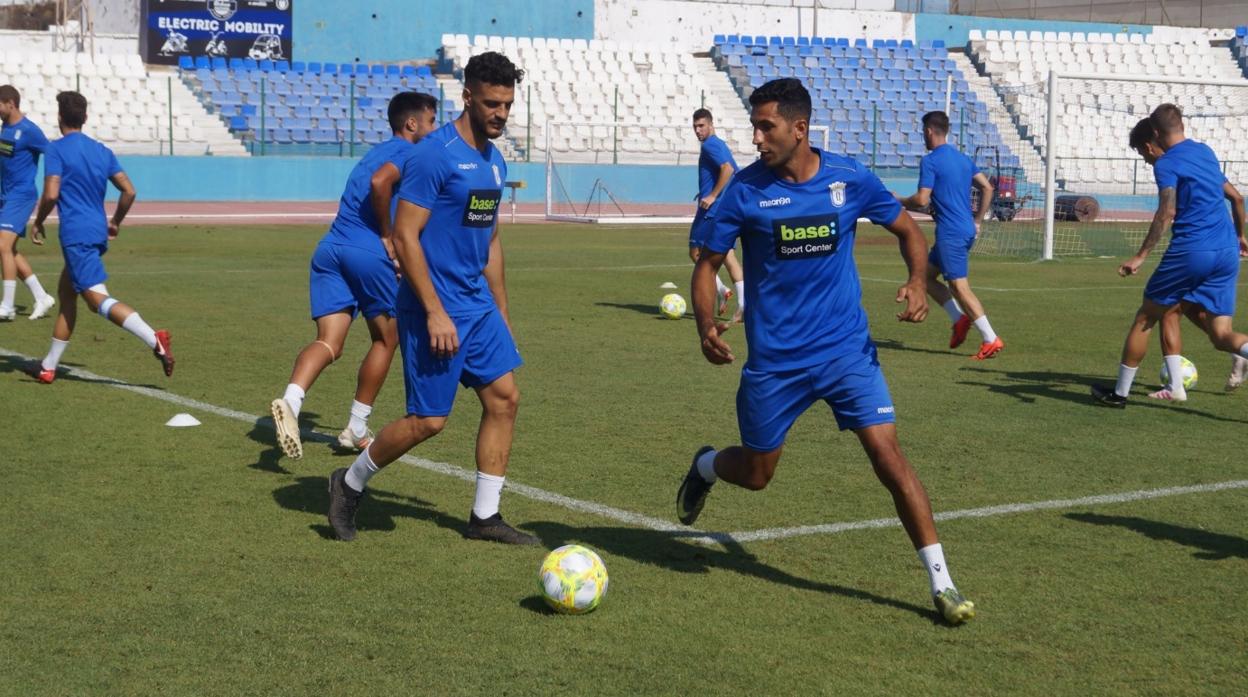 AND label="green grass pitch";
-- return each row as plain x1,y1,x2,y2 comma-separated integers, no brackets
1,222,1245,696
